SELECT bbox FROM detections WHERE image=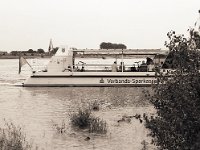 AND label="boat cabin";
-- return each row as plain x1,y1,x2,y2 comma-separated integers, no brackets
46,47,169,73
